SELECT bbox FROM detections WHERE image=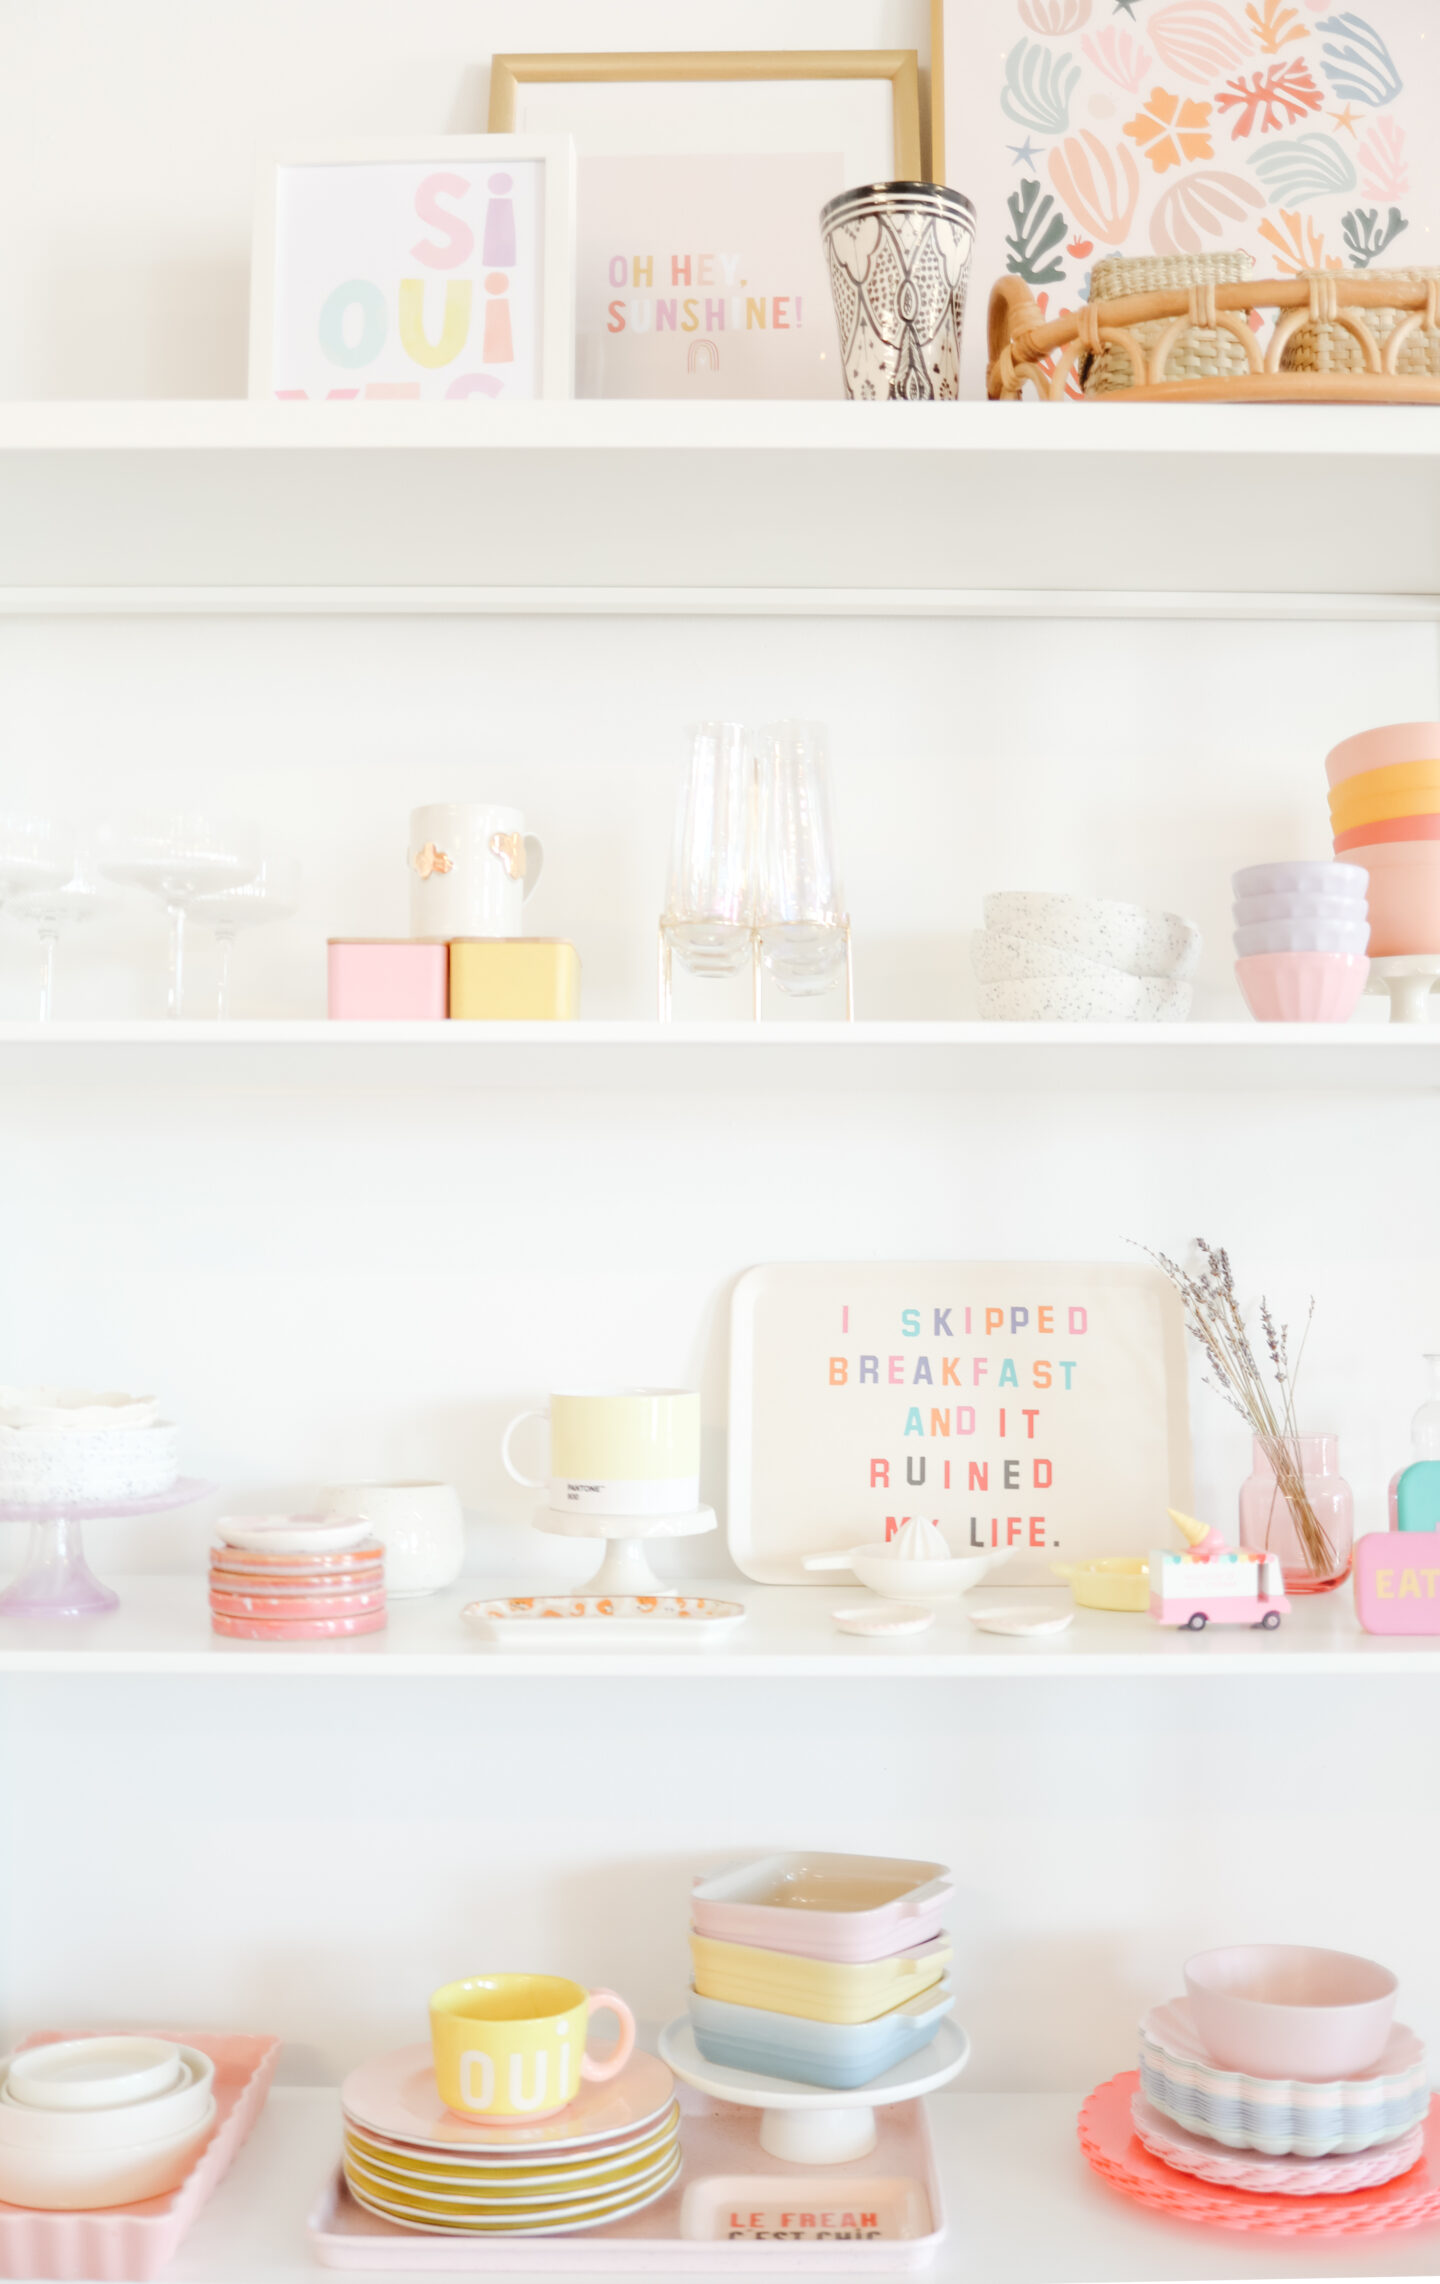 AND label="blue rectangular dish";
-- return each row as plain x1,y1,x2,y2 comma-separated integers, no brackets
686,1982,954,2090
